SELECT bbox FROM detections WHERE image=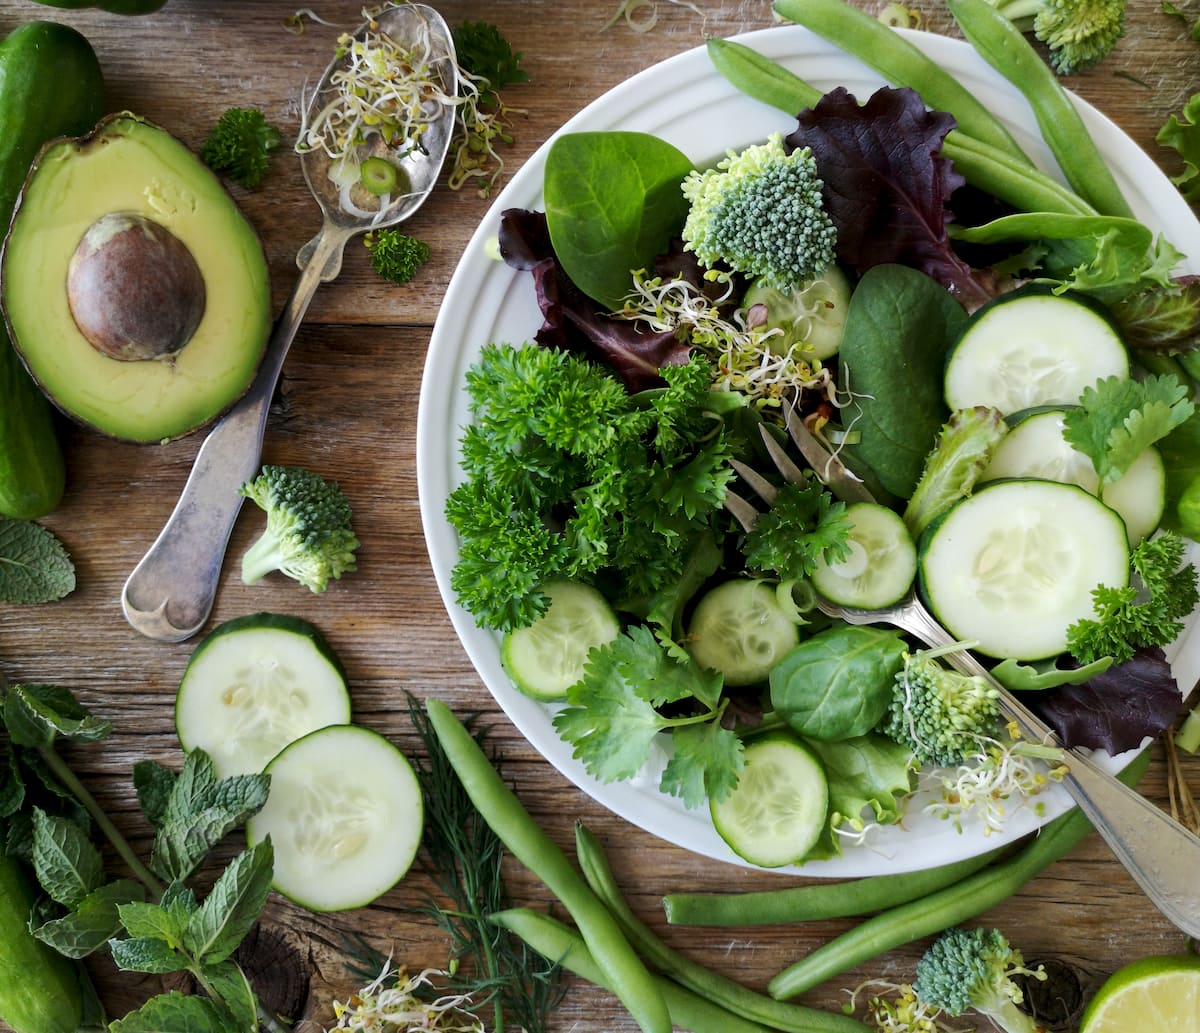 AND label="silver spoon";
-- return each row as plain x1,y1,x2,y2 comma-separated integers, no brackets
121,3,458,641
